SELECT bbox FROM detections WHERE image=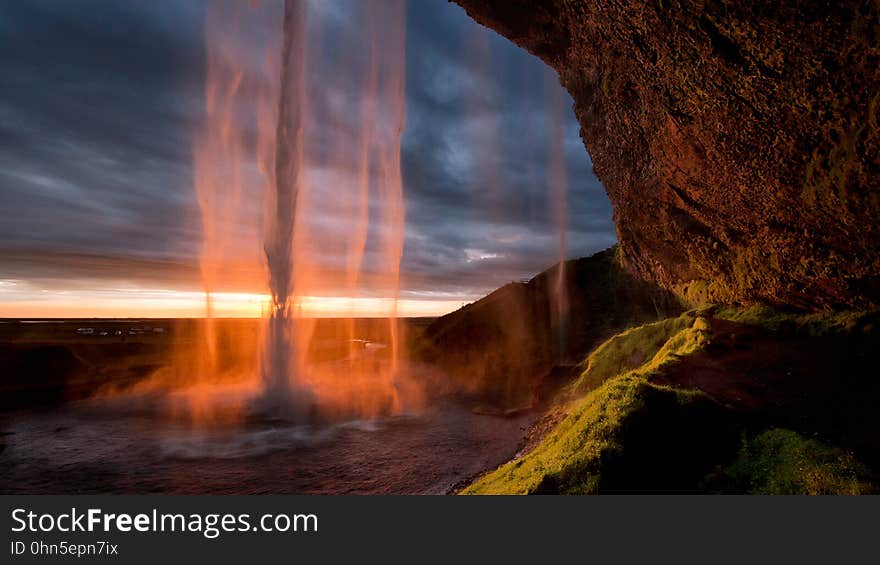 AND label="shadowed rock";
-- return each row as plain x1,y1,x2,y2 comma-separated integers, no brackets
454,0,880,309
